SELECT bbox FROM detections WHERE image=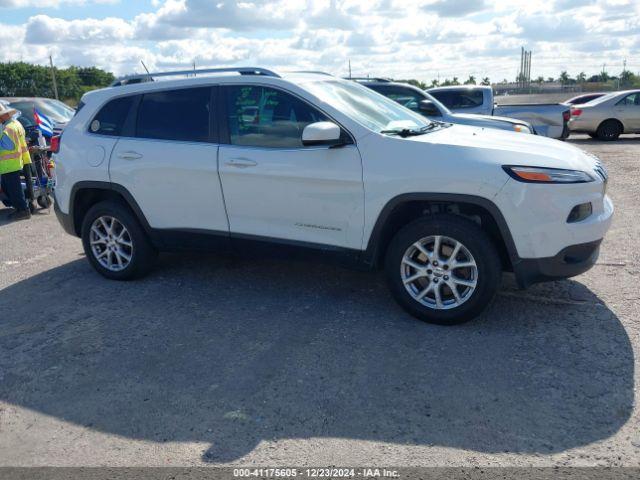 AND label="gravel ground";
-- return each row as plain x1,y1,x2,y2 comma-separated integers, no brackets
0,134,638,467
